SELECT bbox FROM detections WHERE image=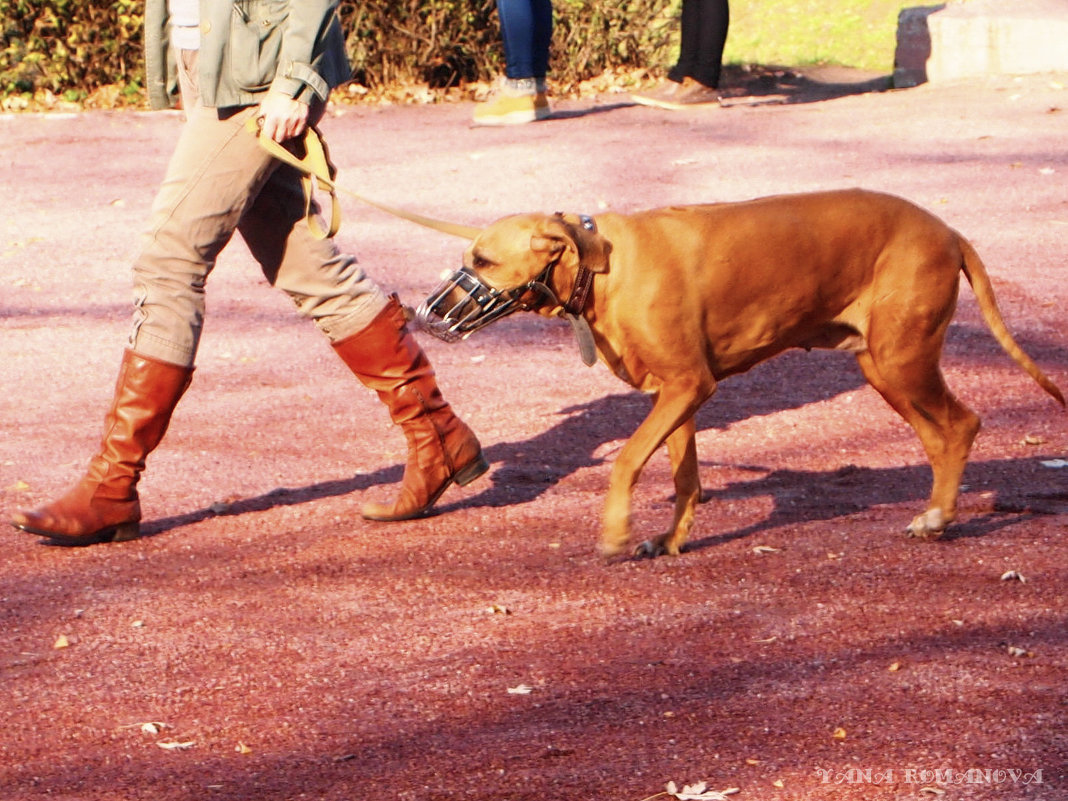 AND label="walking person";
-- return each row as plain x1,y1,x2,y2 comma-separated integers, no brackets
473,0,553,125
632,0,729,109
11,0,488,546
